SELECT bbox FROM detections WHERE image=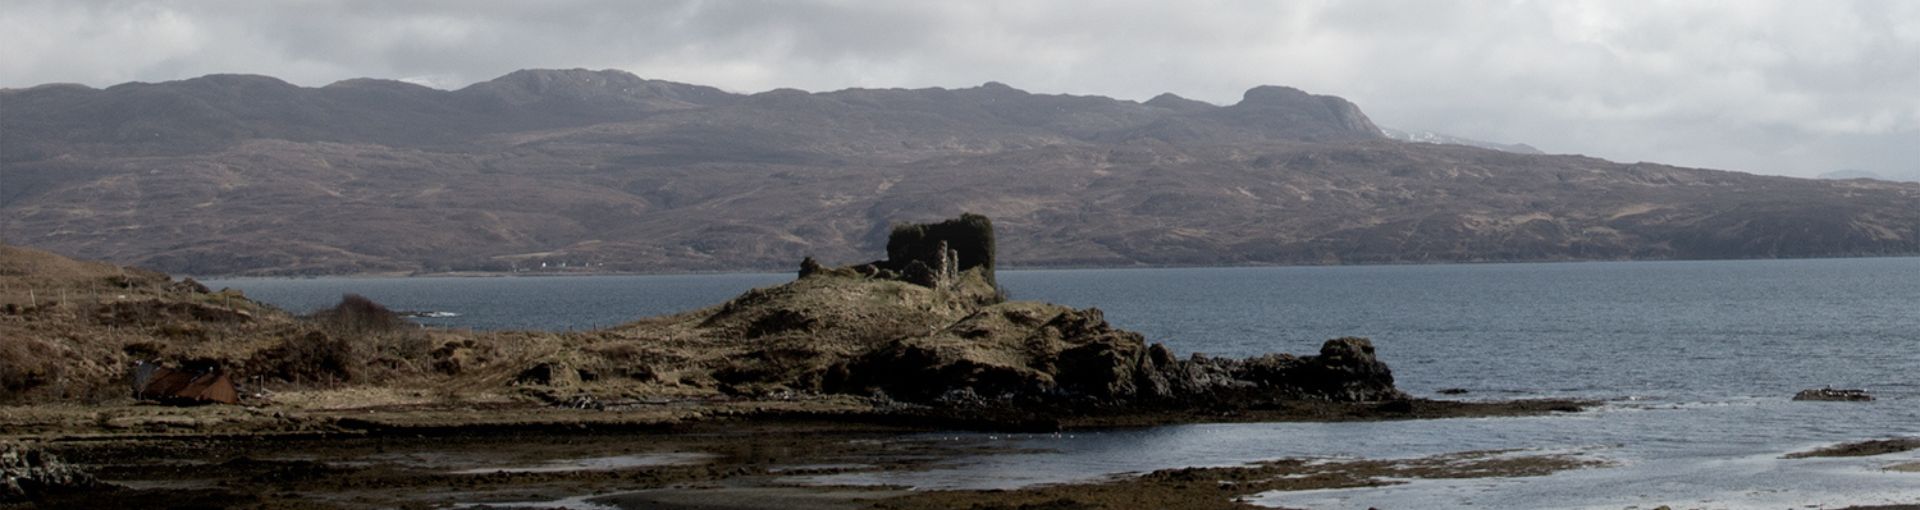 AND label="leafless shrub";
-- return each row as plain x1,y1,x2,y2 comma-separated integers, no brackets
309,294,407,335
0,340,63,401
248,331,357,385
